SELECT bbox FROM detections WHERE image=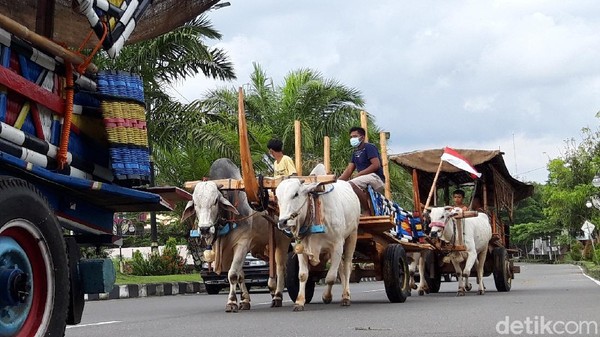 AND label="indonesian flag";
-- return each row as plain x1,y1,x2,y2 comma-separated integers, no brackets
441,147,482,179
